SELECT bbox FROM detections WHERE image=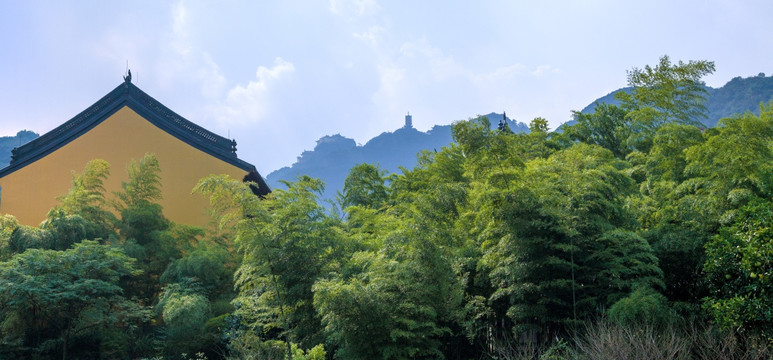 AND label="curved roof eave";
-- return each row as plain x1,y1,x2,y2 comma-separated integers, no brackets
0,81,262,180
